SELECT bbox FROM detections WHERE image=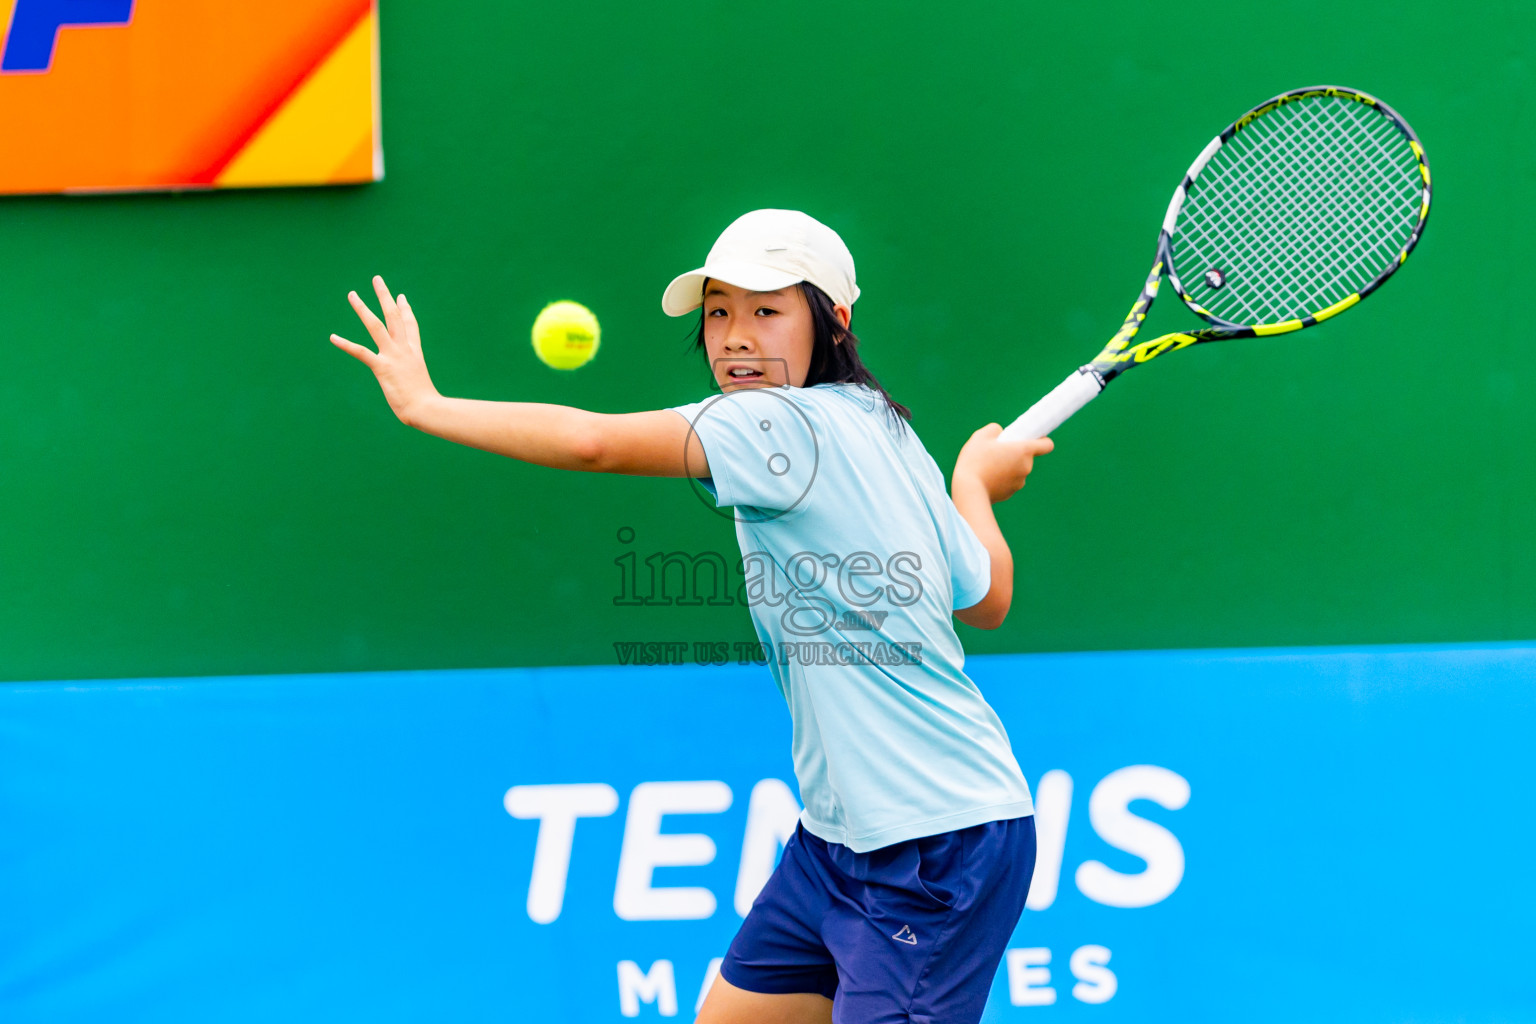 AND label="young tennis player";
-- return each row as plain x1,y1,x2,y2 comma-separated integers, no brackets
331,209,1052,1024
